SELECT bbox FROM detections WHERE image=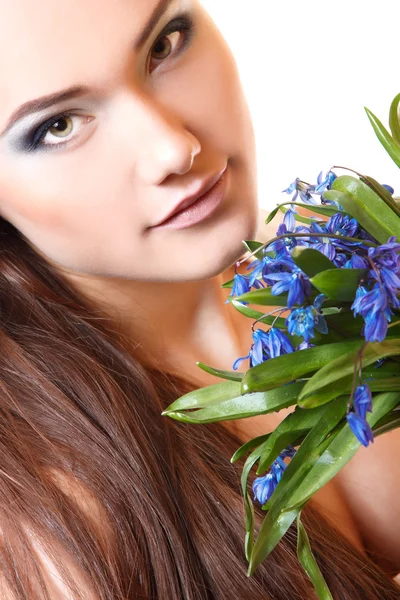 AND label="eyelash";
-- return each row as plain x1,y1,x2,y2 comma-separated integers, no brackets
26,14,196,152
